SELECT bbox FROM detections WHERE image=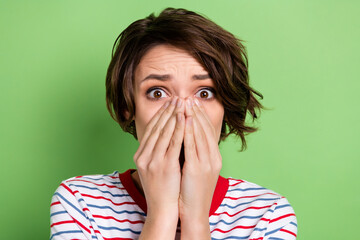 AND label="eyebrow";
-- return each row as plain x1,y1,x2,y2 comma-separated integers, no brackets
140,74,211,83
